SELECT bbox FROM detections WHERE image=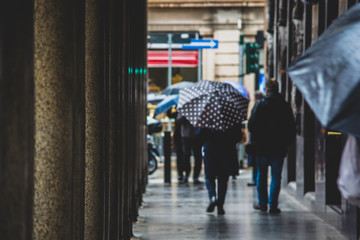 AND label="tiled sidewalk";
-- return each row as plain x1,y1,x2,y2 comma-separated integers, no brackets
133,167,347,240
